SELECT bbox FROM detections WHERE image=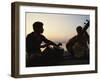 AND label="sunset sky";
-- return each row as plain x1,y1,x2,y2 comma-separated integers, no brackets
26,12,90,44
